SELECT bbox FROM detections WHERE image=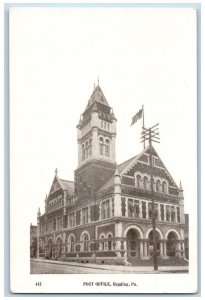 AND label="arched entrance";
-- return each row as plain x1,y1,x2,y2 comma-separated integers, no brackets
148,230,160,256
126,228,140,257
166,231,178,257
47,239,53,259
56,237,62,258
